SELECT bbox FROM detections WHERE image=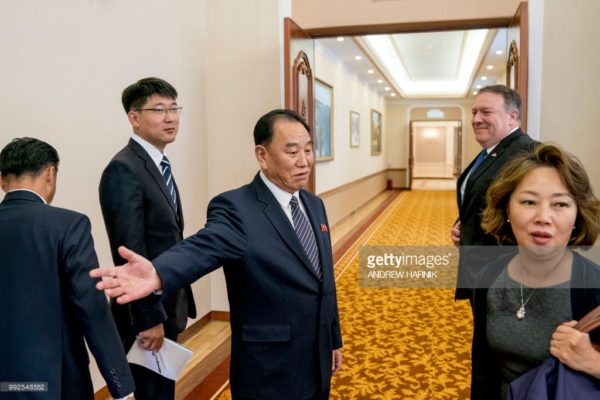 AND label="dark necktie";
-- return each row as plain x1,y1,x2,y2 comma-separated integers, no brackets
289,196,322,279
160,156,178,211
469,149,488,178
461,149,488,205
